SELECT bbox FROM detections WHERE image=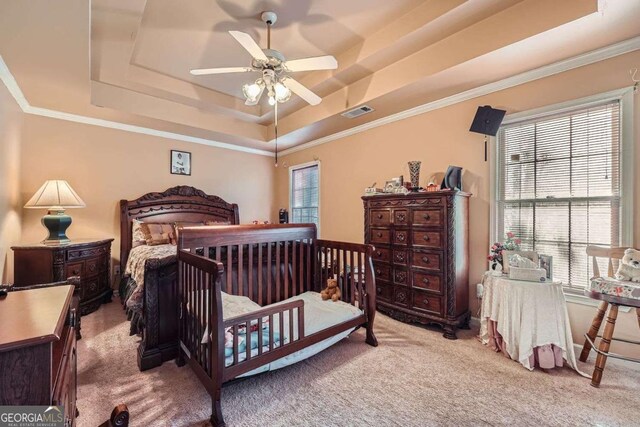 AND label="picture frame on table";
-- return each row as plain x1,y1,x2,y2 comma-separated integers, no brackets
502,250,539,274
171,150,191,176
539,255,553,281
